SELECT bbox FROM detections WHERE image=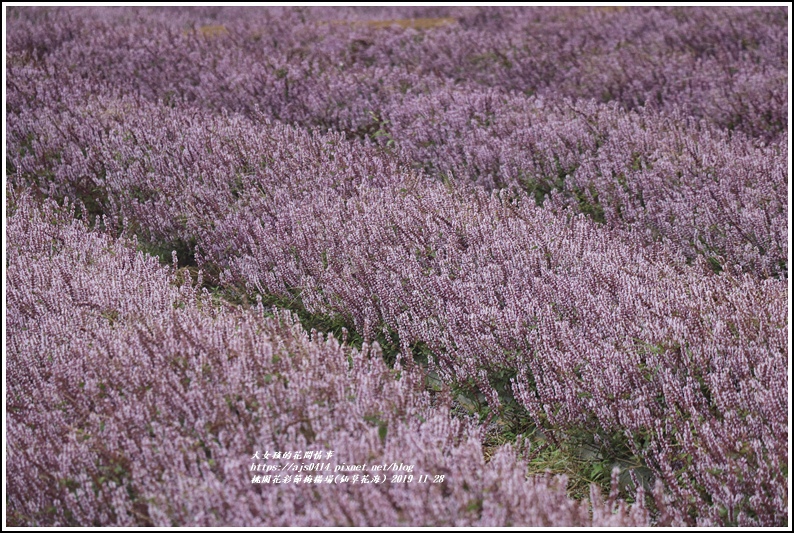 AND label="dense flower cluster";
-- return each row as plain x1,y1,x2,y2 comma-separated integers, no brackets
384,91,788,278
202,159,787,526
7,6,787,140
8,90,787,279
7,7,787,278
5,6,789,528
7,196,667,527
